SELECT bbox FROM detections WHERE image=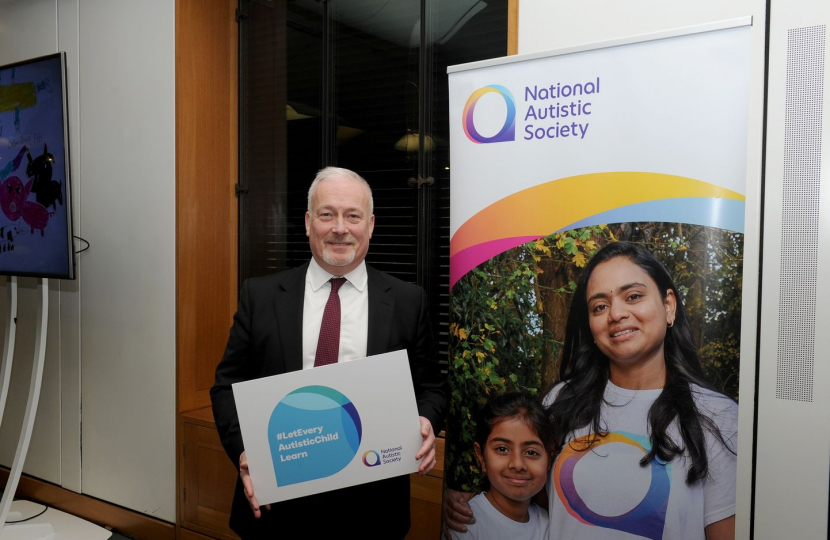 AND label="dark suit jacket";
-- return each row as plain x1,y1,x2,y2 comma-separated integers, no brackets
210,262,447,539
